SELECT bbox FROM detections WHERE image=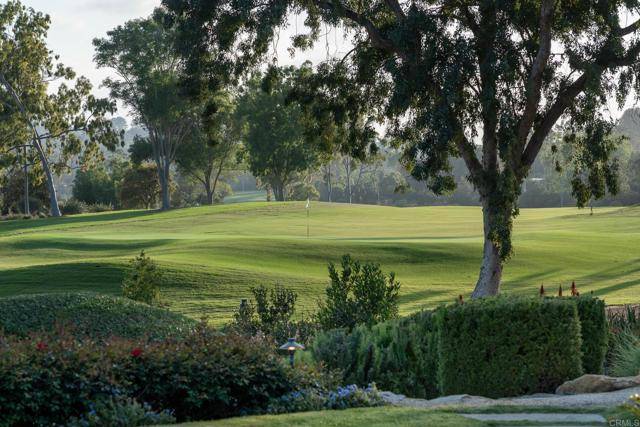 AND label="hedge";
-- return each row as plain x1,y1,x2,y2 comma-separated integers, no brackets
573,295,607,374
312,295,602,399
437,296,583,398
0,293,195,341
